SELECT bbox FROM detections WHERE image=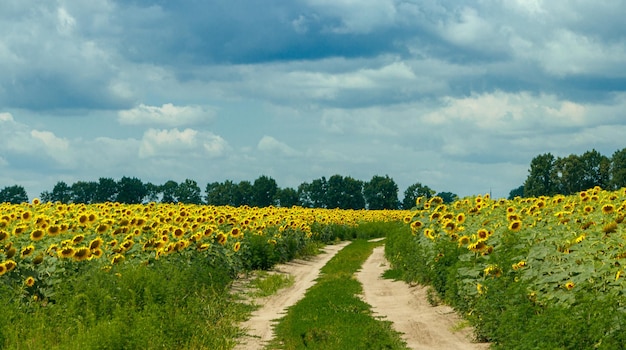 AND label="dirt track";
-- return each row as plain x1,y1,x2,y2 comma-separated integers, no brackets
356,246,490,350
234,241,490,350
234,241,351,350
